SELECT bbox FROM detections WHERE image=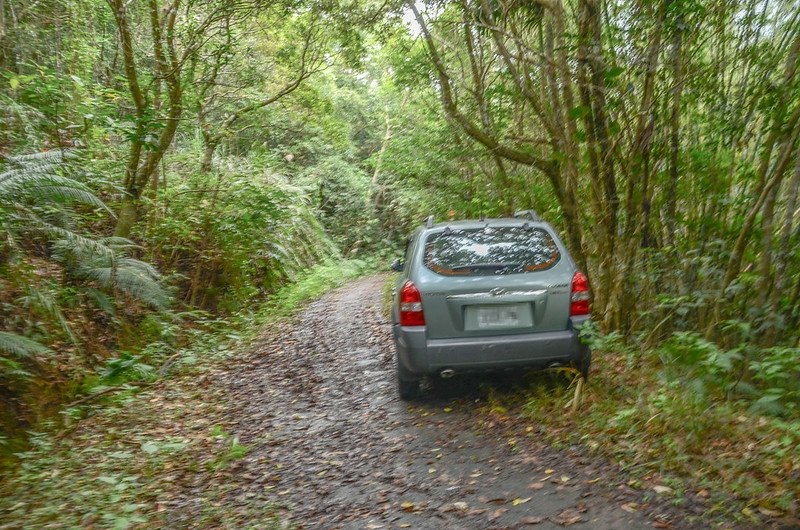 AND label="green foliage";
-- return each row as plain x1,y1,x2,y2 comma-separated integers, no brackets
99,353,156,384
0,150,173,438
656,330,800,416
260,258,375,319
298,155,374,250
0,257,364,527
145,157,338,312
206,426,251,471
